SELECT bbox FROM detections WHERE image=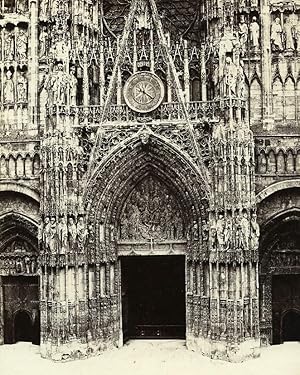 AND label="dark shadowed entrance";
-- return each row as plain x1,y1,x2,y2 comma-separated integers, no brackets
14,310,32,342
121,256,186,341
282,310,300,342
